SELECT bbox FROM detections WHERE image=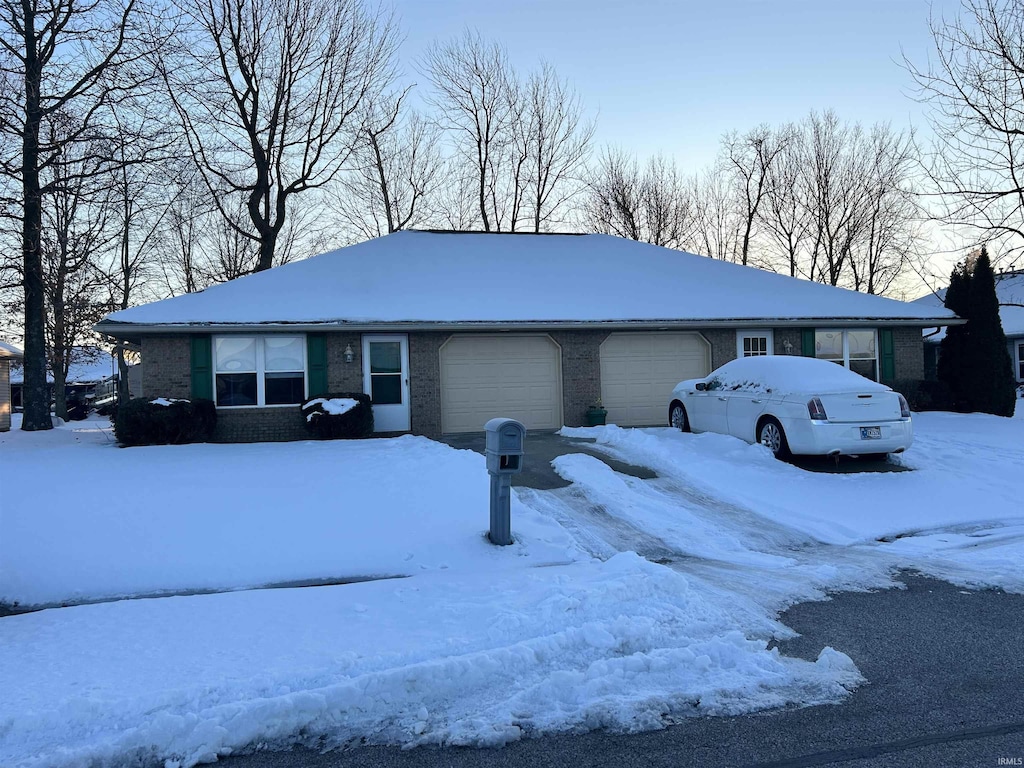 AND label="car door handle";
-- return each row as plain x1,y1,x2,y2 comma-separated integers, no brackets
751,399,762,404
717,396,727,401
